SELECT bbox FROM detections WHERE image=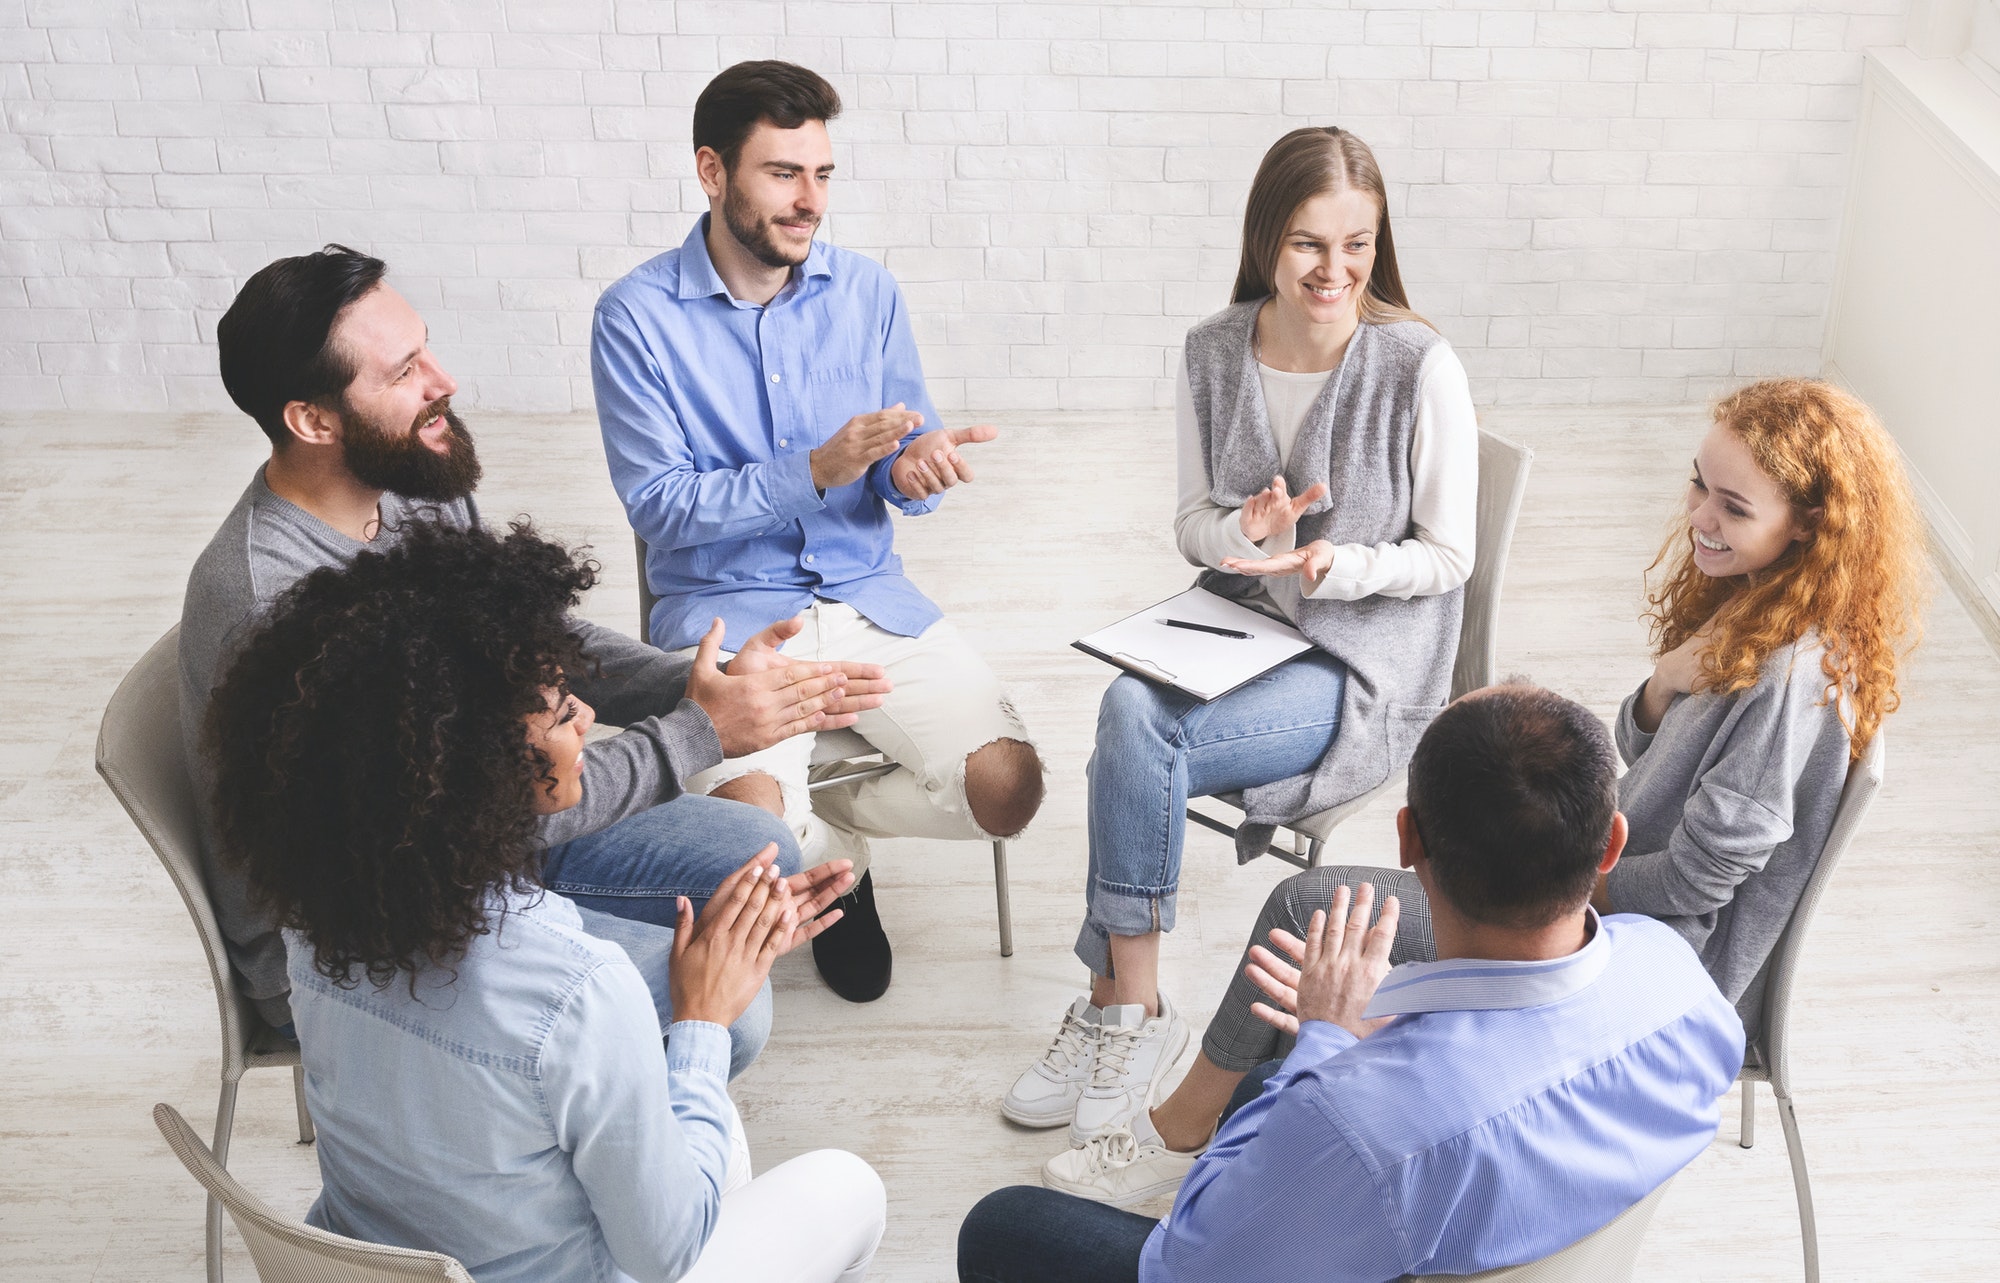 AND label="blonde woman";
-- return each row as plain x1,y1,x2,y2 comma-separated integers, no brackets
1002,126,1478,1158
1057,377,1926,1208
